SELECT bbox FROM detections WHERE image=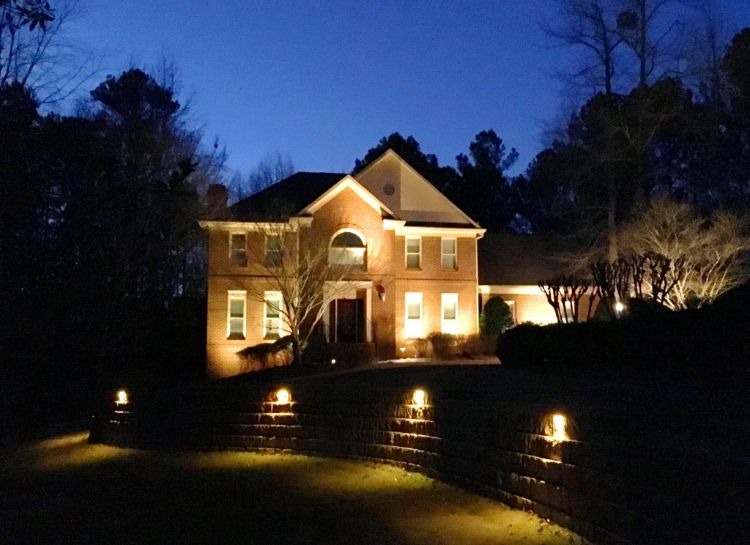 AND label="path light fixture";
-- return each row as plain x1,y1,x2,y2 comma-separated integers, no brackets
551,413,568,441
614,301,625,316
275,388,291,405
412,388,427,408
115,389,129,406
